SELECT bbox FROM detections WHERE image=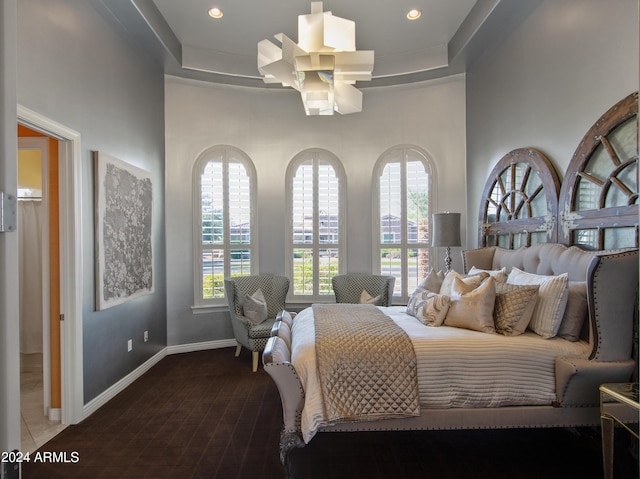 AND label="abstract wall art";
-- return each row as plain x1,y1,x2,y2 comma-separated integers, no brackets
94,151,154,310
